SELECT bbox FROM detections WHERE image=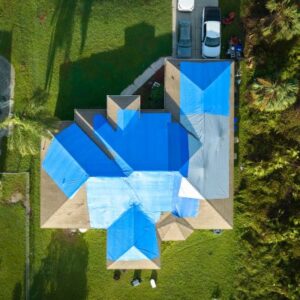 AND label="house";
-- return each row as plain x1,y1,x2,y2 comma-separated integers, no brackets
40,58,234,269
